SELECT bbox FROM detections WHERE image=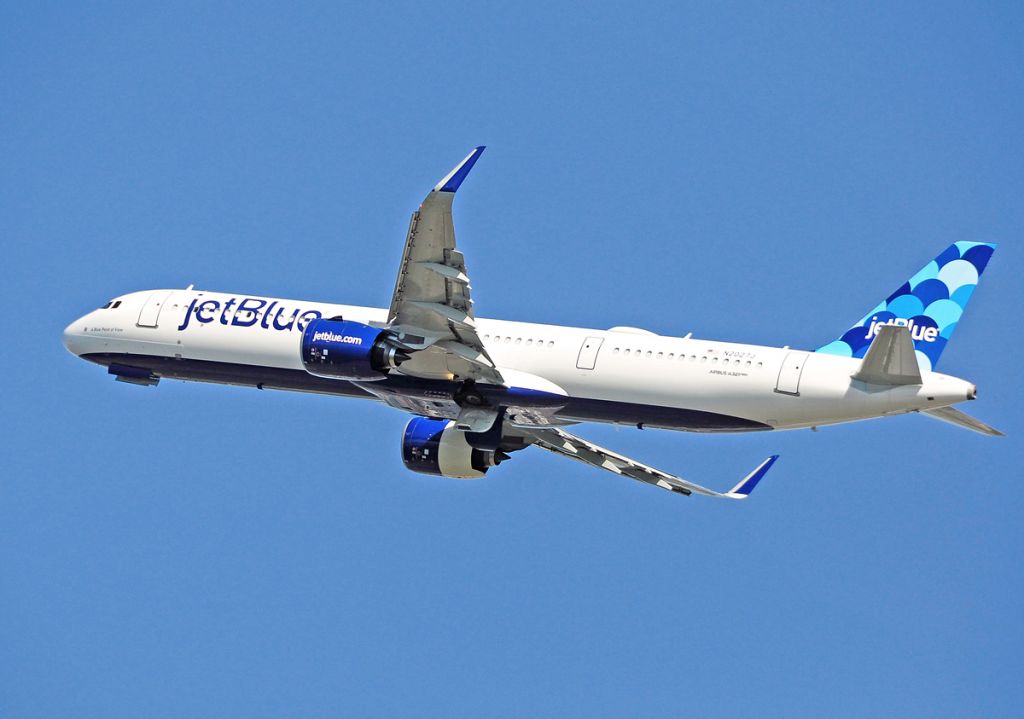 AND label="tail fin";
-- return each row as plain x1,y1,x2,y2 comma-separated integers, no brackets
816,242,996,371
